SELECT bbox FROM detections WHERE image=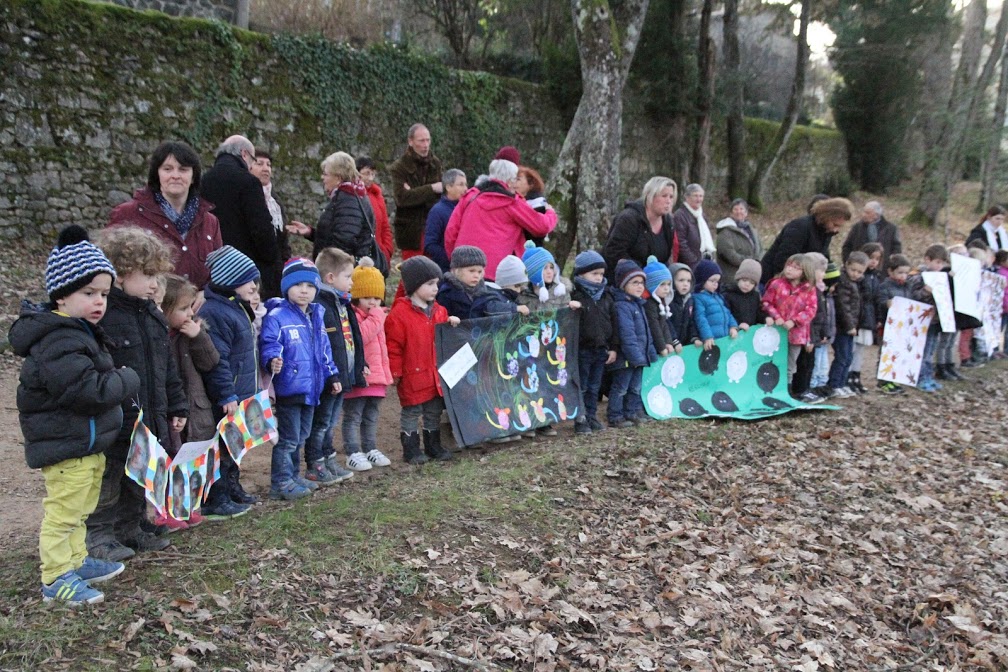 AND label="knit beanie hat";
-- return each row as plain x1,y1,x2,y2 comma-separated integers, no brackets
824,262,841,288
351,256,385,301
495,146,521,165
281,257,321,296
643,255,673,294
574,250,606,276
450,245,487,270
46,225,117,303
735,258,763,285
400,255,443,296
614,259,646,290
494,255,528,287
206,245,260,288
694,259,723,288
522,240,556,287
